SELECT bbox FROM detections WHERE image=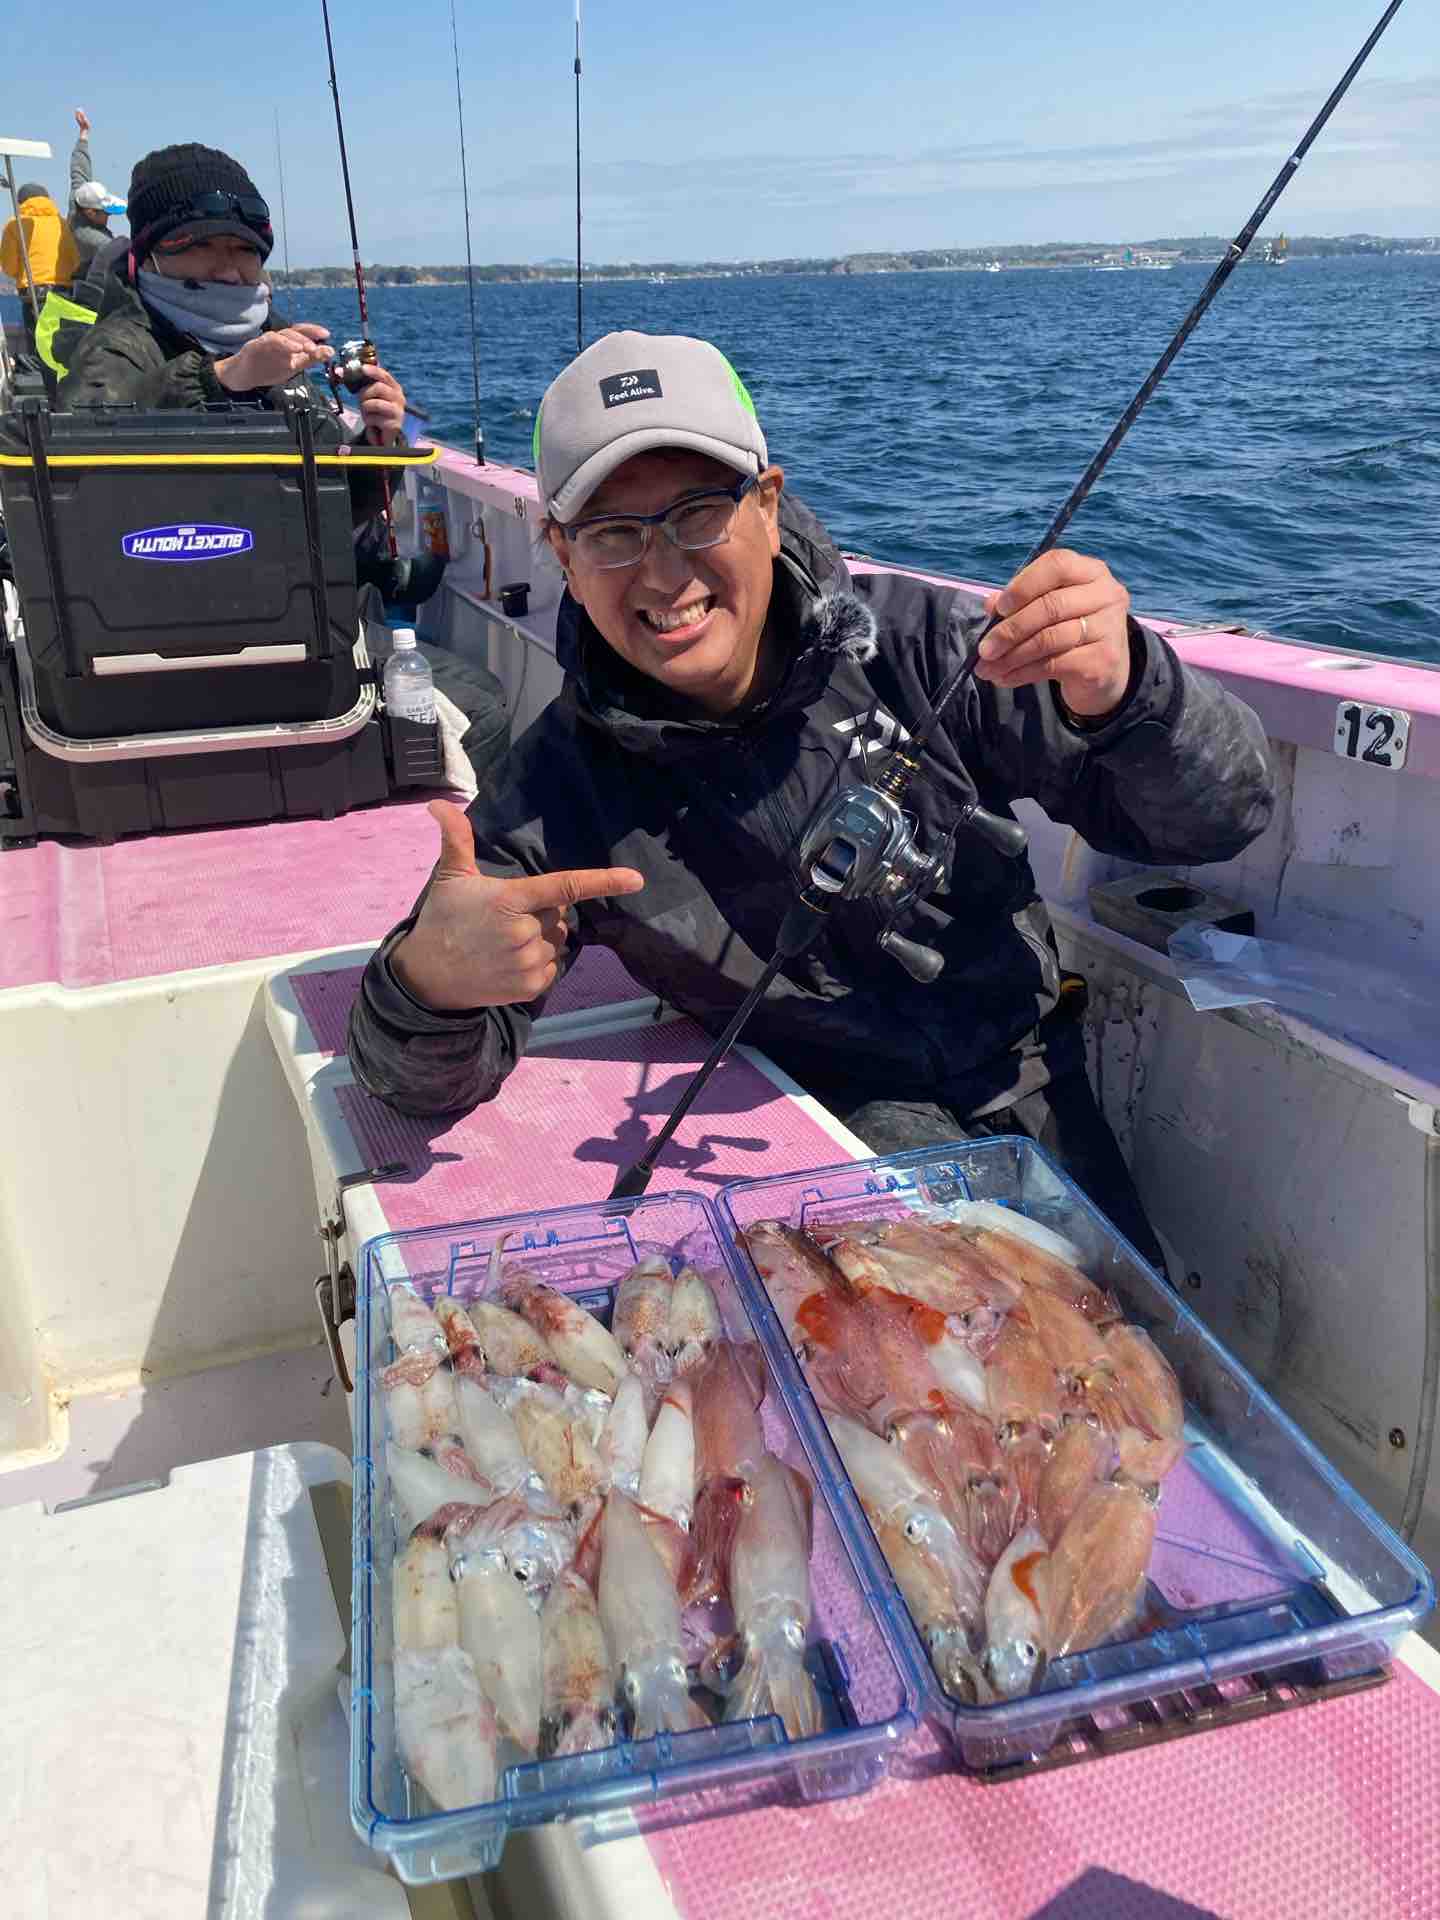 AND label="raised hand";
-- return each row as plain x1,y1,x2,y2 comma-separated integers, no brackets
75,108,91,137
214,324,333,392
391,800,645,1011
978,549,1133,718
